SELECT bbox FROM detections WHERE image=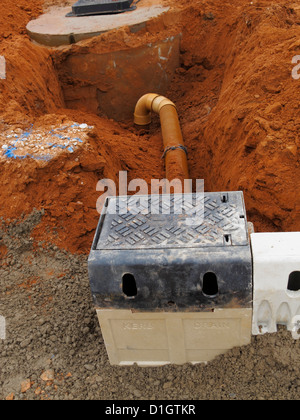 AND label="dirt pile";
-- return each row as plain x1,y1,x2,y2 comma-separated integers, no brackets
168,0,300,233
0,110,164,252
0,1,64,124
0,0,299,254
0,0,42,40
